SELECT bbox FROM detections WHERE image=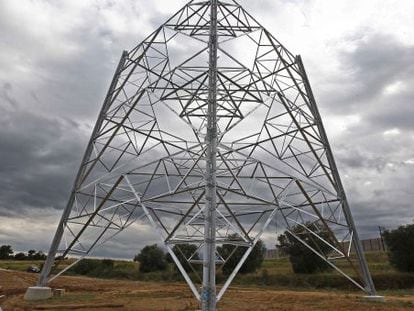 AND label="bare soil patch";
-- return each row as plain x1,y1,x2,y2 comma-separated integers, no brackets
1,270,413,310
